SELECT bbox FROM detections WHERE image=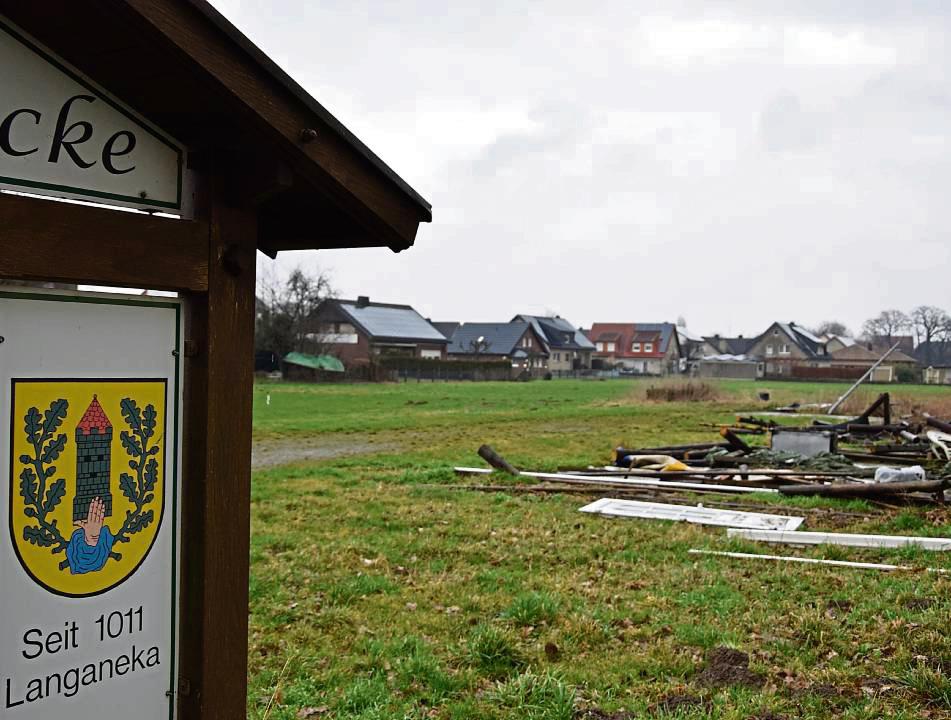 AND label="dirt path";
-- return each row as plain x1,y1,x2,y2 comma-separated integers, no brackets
251,435,397,470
